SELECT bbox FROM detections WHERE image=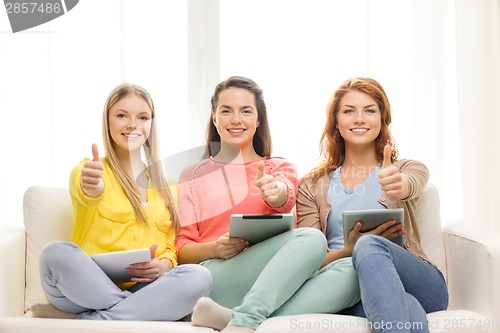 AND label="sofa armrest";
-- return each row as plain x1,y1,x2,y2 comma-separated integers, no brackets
0,226,26,317
443,224,500,320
